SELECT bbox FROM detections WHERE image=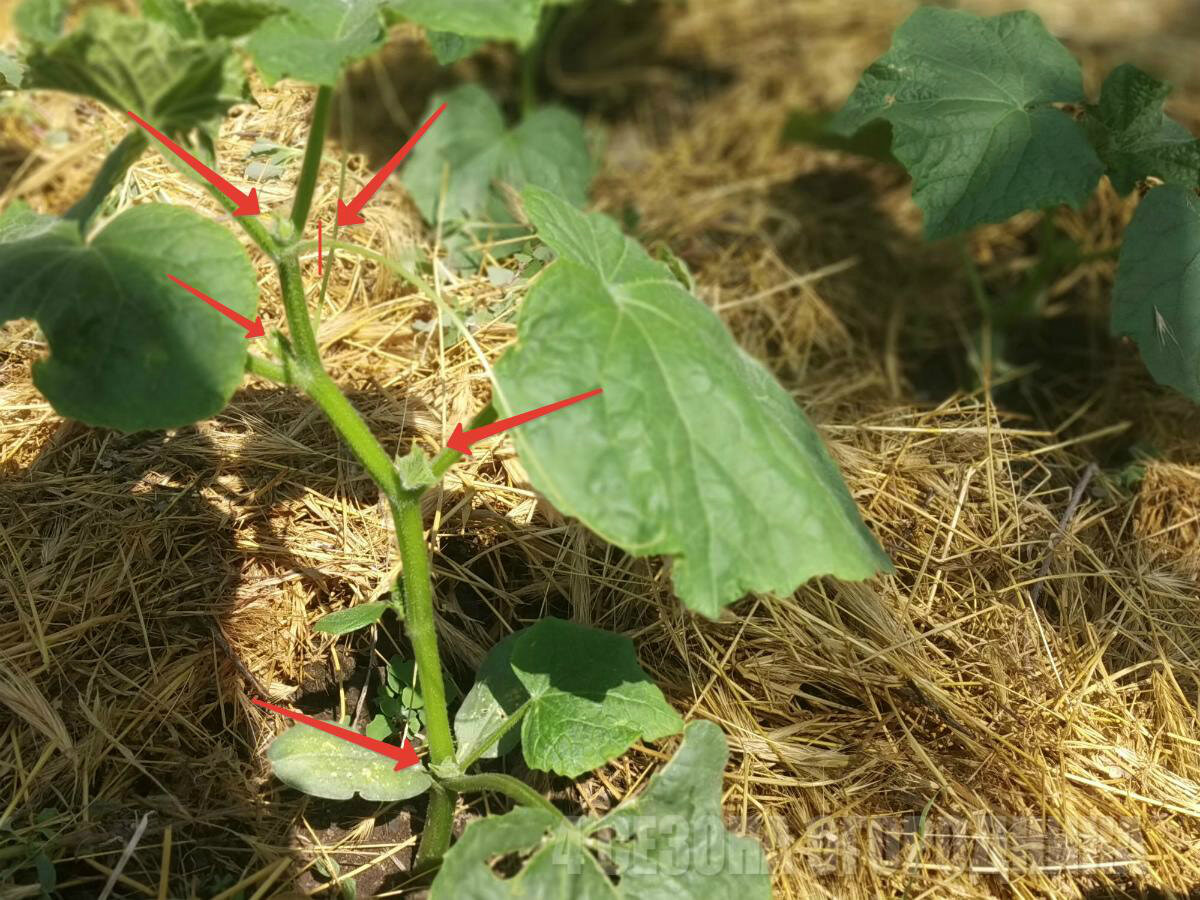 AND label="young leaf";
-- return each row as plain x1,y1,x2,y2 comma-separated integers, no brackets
266,720,432,801
313,602,390,635
396,447,437,491
386,0,542,46
431,721,771,898
830,7,1102,239
0,204,258,432
453,631,526,764
245,0,386,86
365,714,391,741
427,31,485,65
493,187,892,617
1112,184,1200,401
14,0,67,44
401,84,591,256
24,10,246,135
1084,64,1200,195
456,619,681,776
